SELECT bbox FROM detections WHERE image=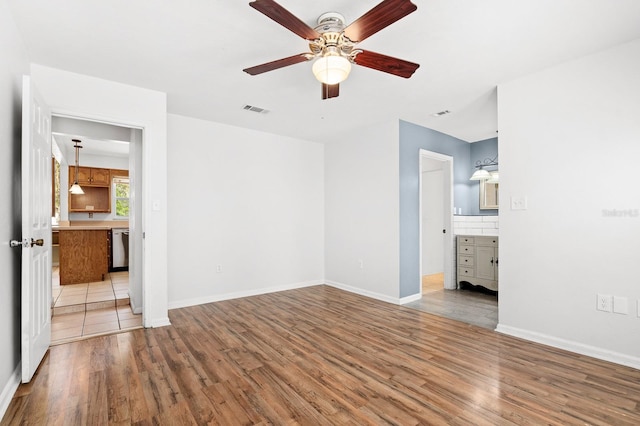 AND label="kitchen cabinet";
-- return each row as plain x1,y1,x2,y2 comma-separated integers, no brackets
457,235,498,292
52,230,59,266
75,166,110,186
59,229,109,284
68,166,111,212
